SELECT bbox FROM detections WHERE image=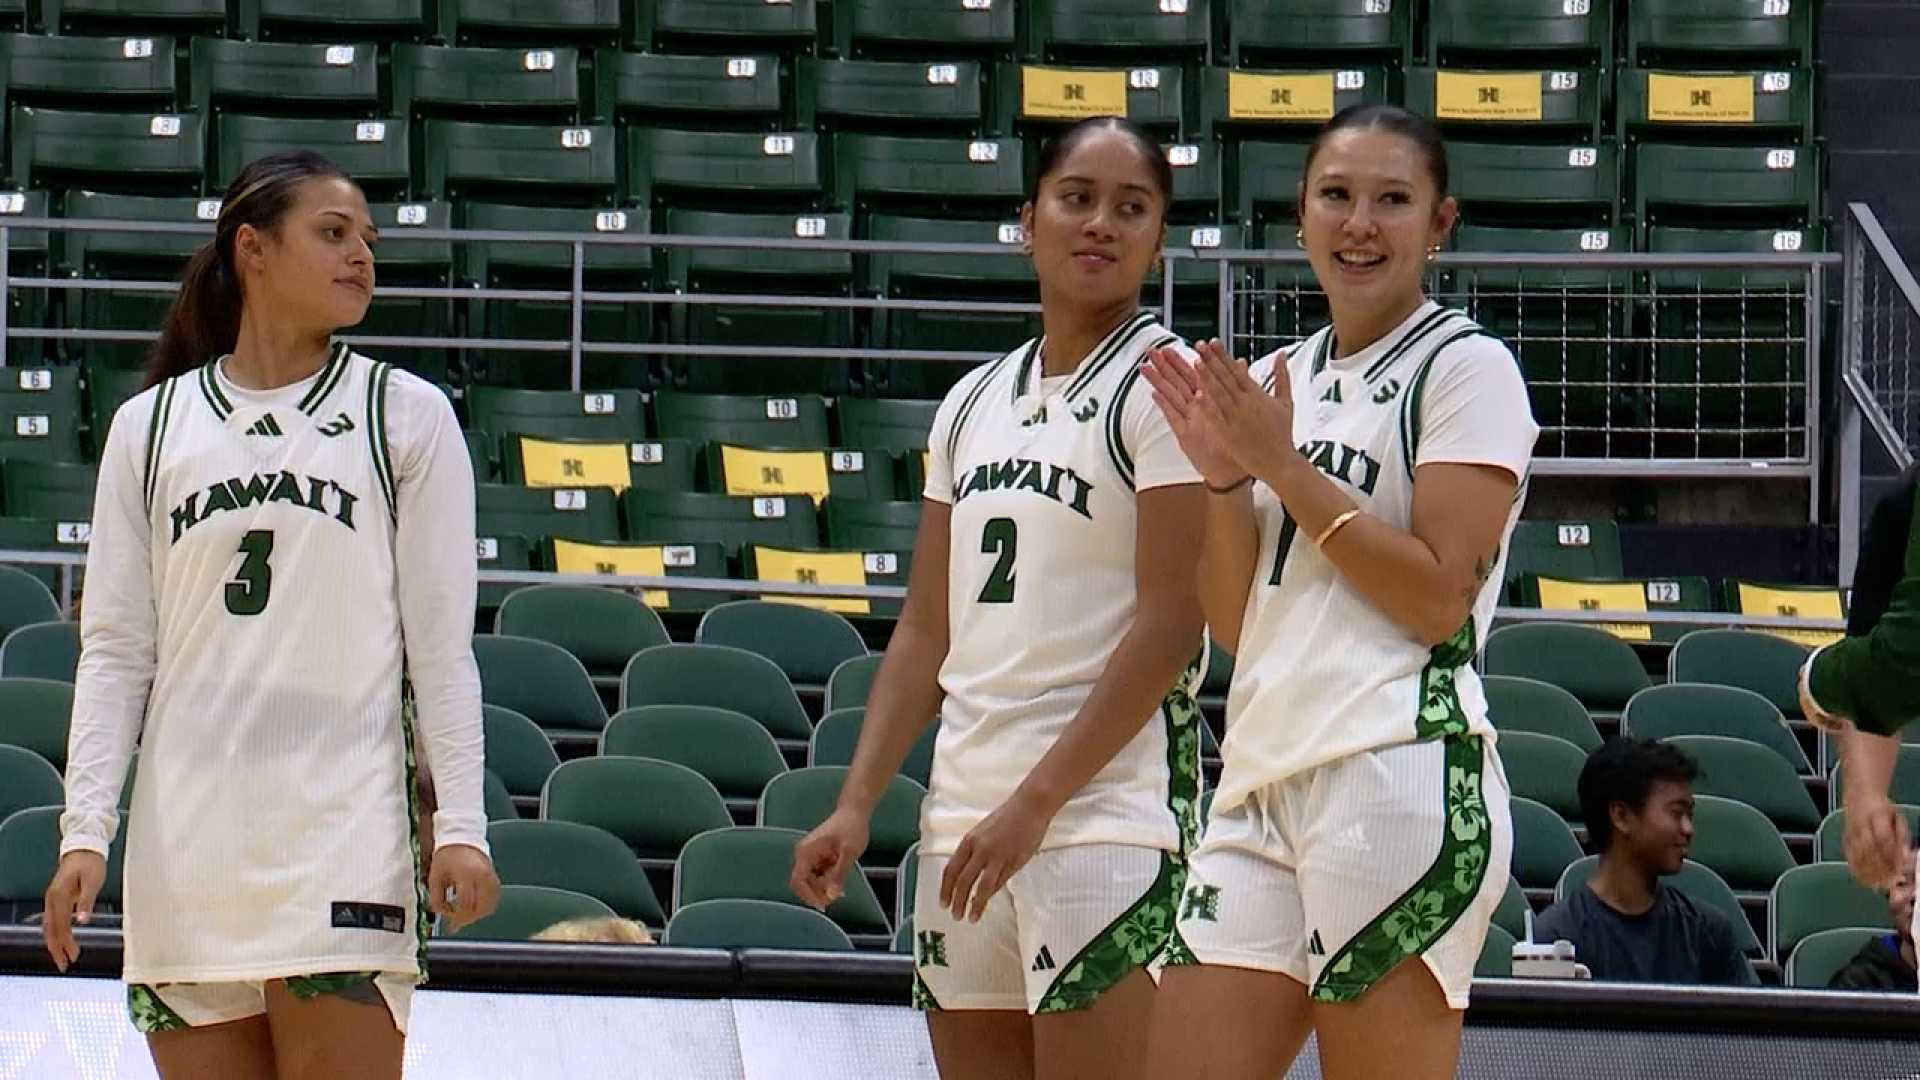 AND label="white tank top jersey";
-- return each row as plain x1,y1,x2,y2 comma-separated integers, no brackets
1212,302,1539,816
920,311,1208,858
58,346,489,986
